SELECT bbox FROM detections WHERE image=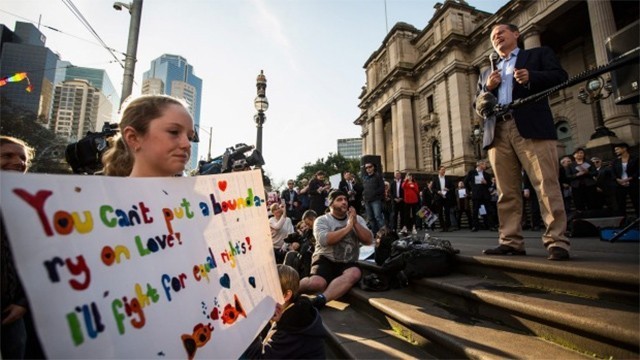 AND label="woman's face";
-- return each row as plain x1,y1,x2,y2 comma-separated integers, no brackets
0,143,28,173
574,150,584,161
128,104,194,177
